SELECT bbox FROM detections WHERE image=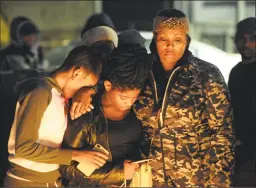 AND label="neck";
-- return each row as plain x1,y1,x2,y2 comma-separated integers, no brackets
101,92,130,120
163,63,176,72
51,71,68,91
101,92,119,111
242,57,256,64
